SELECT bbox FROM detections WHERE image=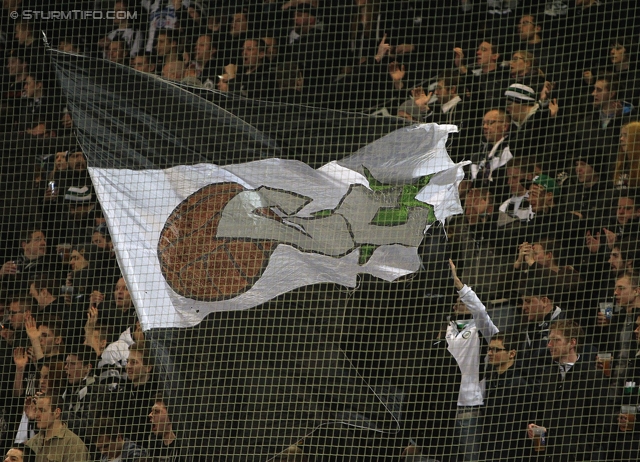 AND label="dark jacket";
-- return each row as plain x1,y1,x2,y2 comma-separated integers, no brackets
483,366,532,461
531,358,606,461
